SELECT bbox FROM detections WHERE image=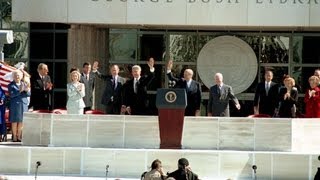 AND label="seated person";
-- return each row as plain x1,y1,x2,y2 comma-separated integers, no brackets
143,159,166,180
167,158,199,180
